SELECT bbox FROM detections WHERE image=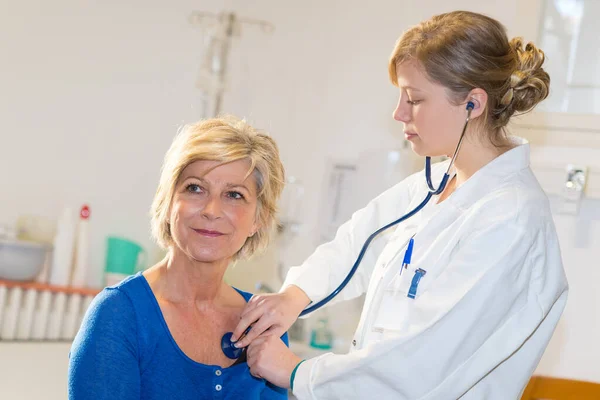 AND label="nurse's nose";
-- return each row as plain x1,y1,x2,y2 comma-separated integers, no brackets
393,98,411,123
